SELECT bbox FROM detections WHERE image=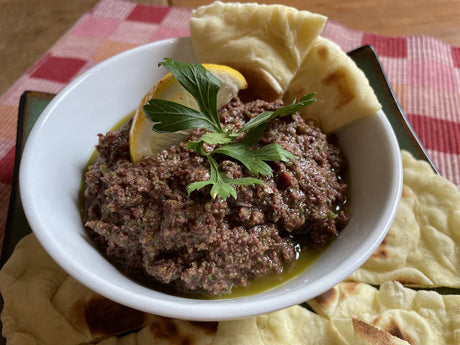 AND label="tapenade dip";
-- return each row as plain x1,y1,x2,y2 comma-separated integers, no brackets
83,97,349,296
